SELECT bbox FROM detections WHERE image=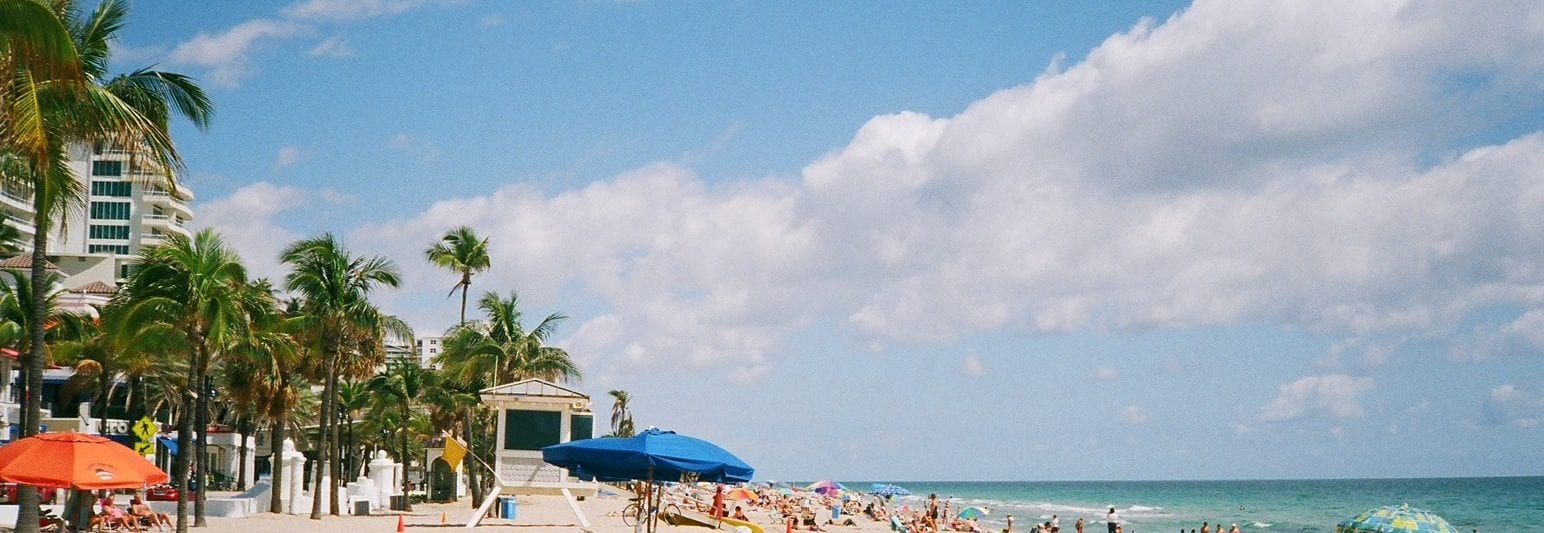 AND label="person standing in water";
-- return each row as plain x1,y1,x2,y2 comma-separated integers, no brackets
1075,517,1085,533
1106,508,1119,533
